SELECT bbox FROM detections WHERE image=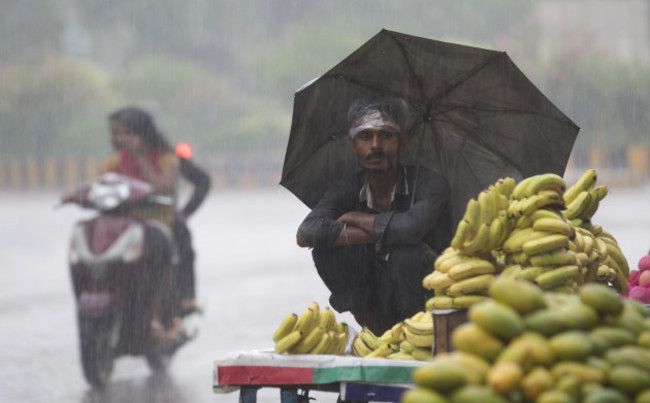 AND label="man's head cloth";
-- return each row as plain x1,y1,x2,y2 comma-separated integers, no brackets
347,98,407,139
